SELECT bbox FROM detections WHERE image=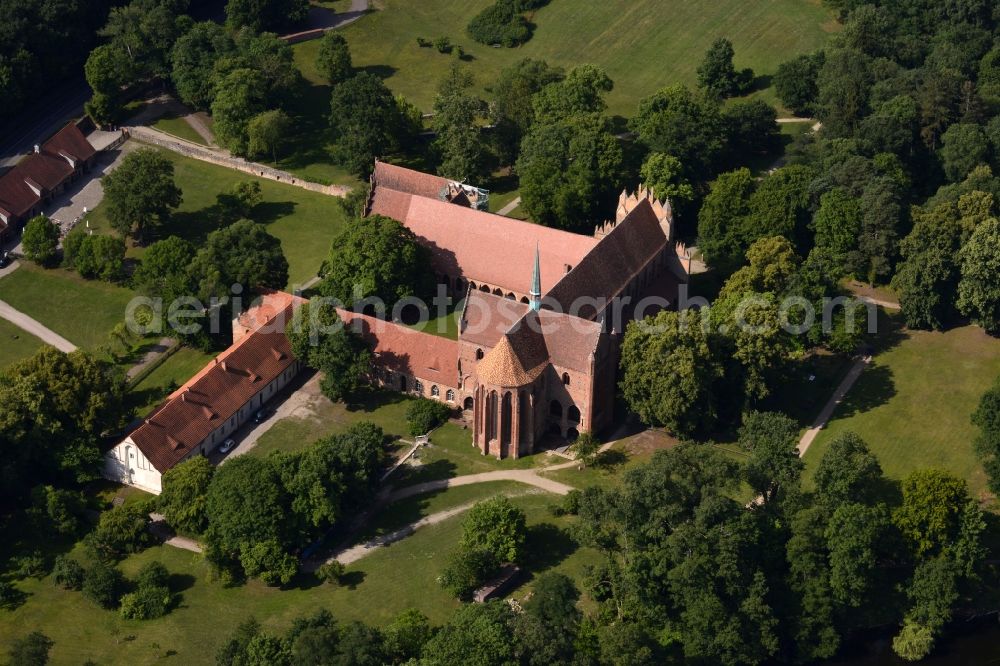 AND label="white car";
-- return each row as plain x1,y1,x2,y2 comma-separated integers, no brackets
219,438,236,454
